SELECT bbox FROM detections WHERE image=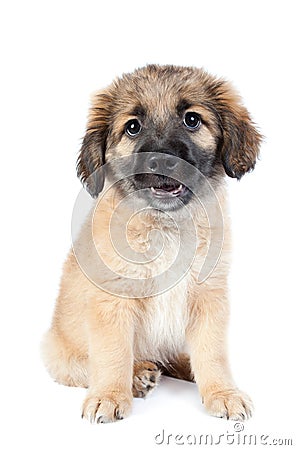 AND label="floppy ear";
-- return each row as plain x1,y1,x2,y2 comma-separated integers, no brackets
76,91,113,197
214,82,262,179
